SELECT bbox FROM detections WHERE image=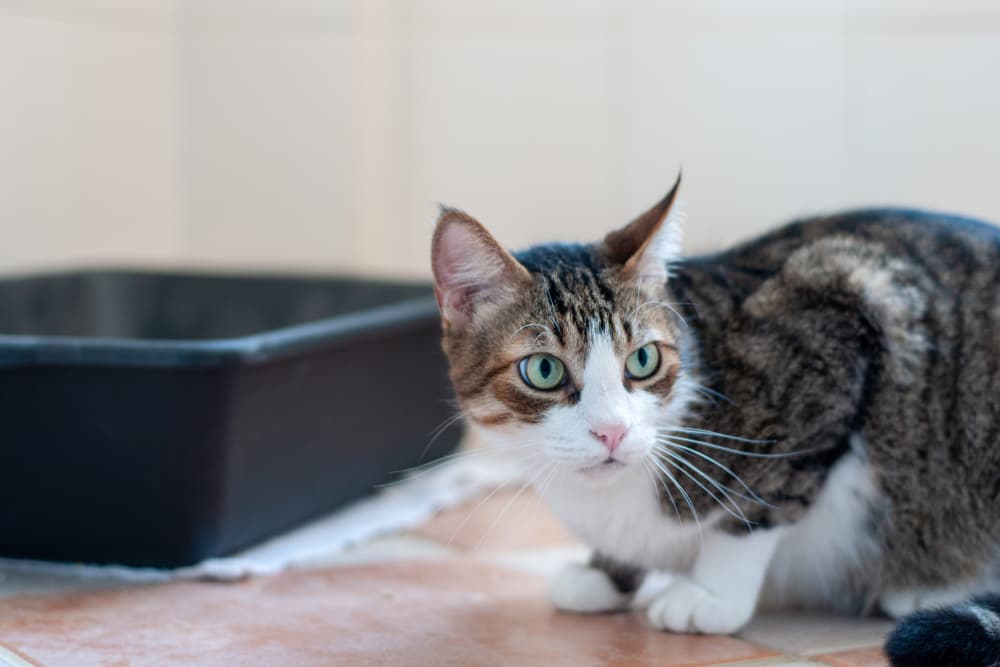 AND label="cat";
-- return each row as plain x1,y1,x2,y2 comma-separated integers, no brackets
430,175,1000,667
